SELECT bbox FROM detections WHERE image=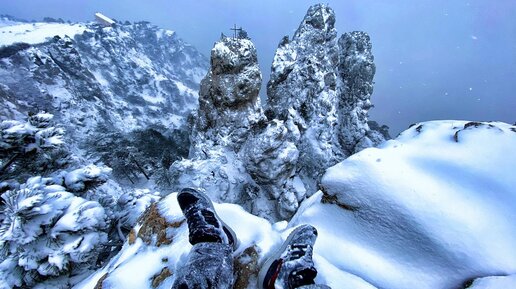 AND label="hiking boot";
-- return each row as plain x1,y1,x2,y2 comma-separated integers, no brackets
258,224,319,289
177,188,238,250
